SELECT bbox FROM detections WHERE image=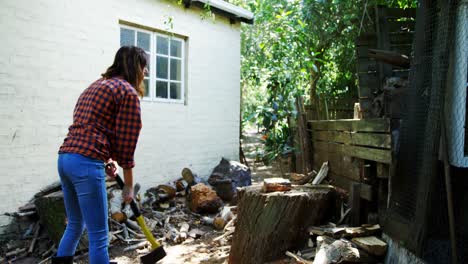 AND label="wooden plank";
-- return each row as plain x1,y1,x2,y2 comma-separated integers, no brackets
351,133,391,149
312,131,391,149
309,119,390,133
350,183,361,226
358,32,413,46
328,153,362,181
329,173,373,201
343,145,392,164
